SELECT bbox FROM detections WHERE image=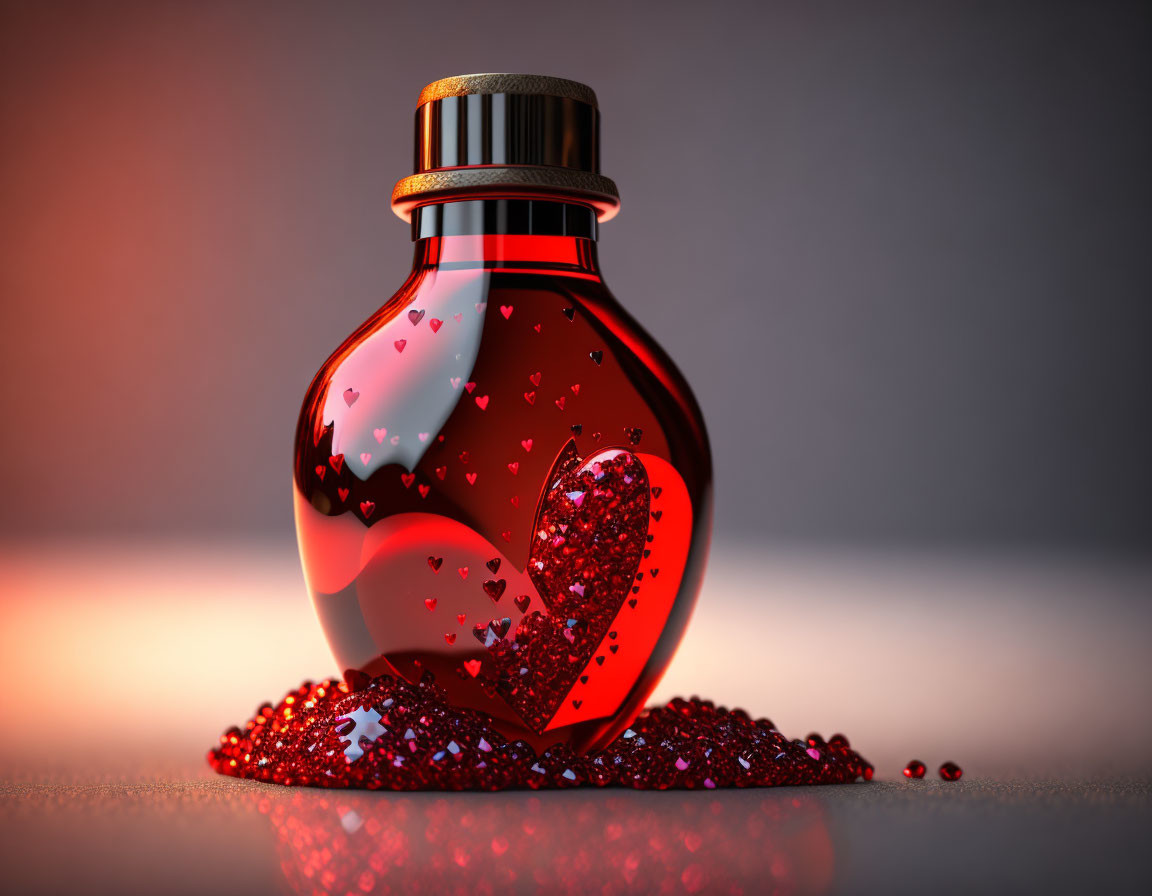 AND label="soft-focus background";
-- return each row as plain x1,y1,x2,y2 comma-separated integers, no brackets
2,2,1151,891
2,0,1152,850
3,0,1150,550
